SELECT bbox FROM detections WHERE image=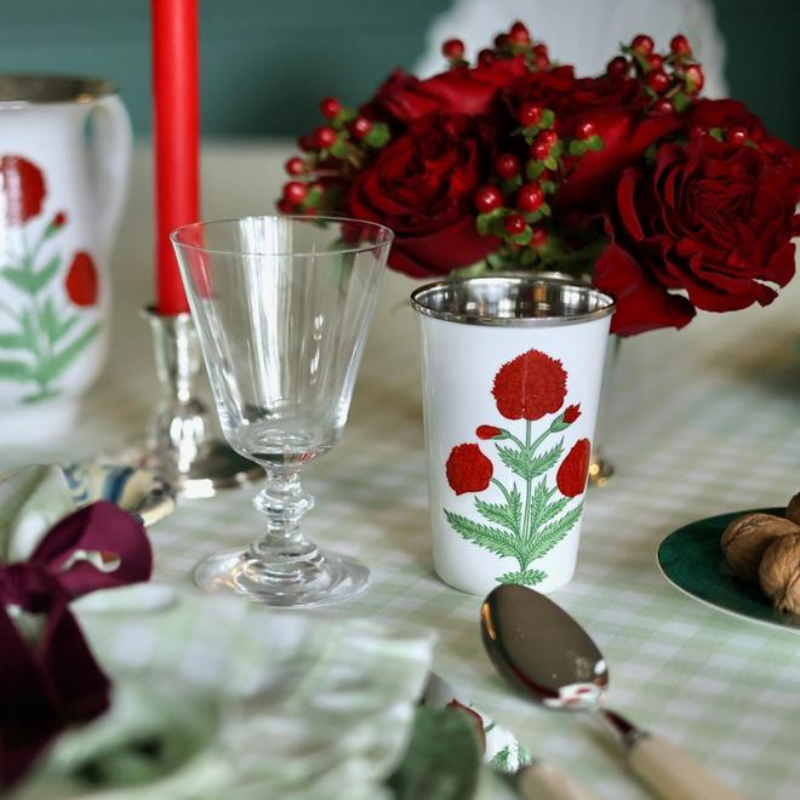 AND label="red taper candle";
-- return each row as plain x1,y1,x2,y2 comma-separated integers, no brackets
151,0,199,315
